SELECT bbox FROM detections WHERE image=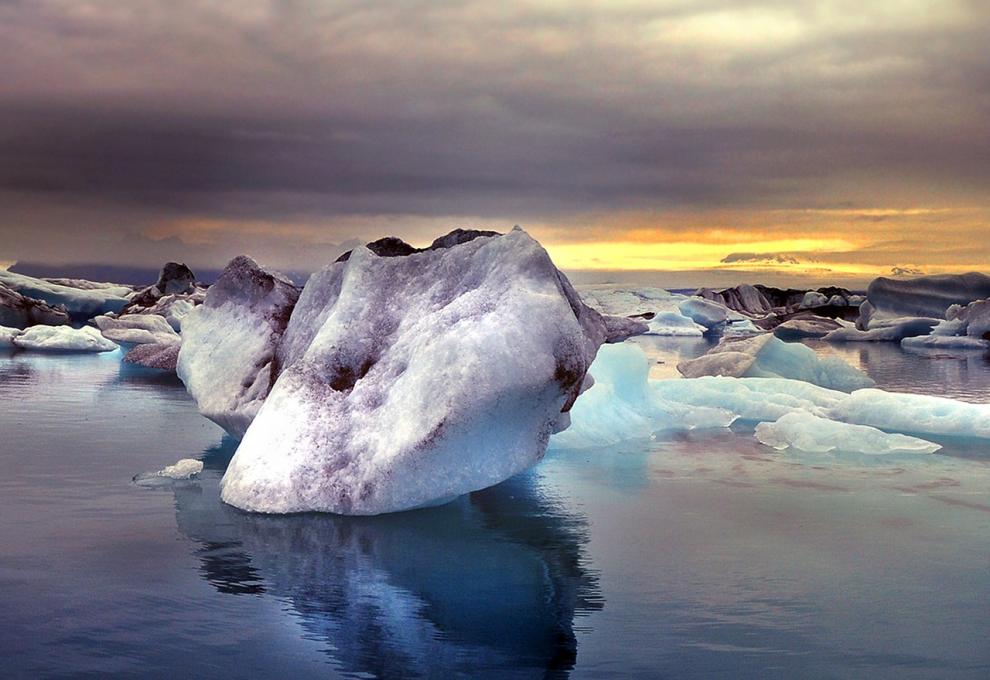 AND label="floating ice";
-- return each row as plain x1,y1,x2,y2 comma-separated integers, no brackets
0,283,70,328
773,316,846,340
176,256,301,438
901,335,989,351
549,343,734,449
220,229,609,515
0,269,131,319
755,412,941,455
0,325,20,348
11,325,118,352
800,291,828,308
654,375,844,422
677,334,874,391
824,316,938,342
862,272,990,322
134,458,204,486
94,313,180,345
831,389,990,440
646,311,707,336
677,298,729,330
